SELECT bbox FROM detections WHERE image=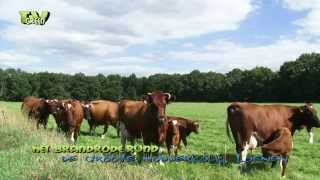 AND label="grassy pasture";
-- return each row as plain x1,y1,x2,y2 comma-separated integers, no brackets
0,101,319,180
